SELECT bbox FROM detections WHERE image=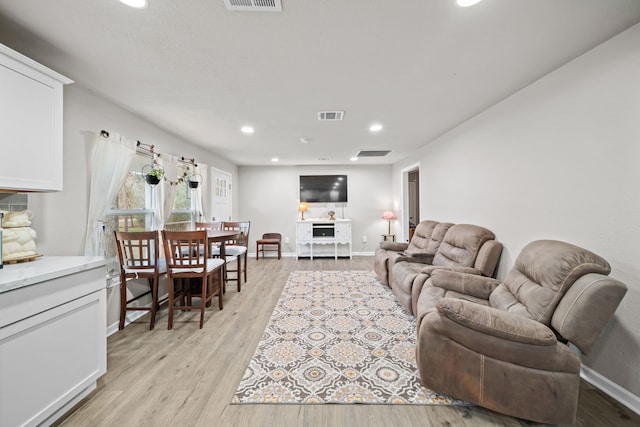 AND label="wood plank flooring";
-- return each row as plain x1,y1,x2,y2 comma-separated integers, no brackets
56,256,639,427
